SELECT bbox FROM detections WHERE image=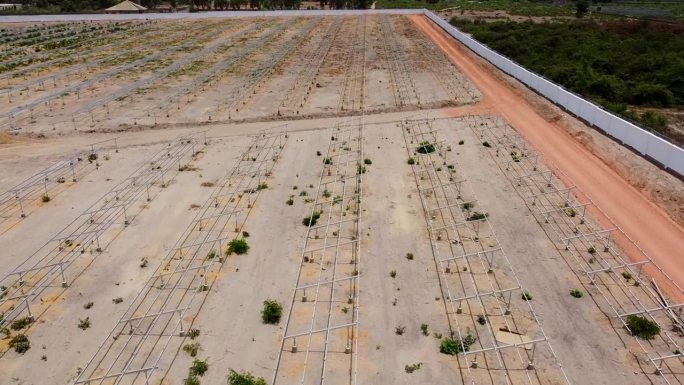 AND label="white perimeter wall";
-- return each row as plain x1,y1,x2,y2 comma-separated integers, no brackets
423,10,684,177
